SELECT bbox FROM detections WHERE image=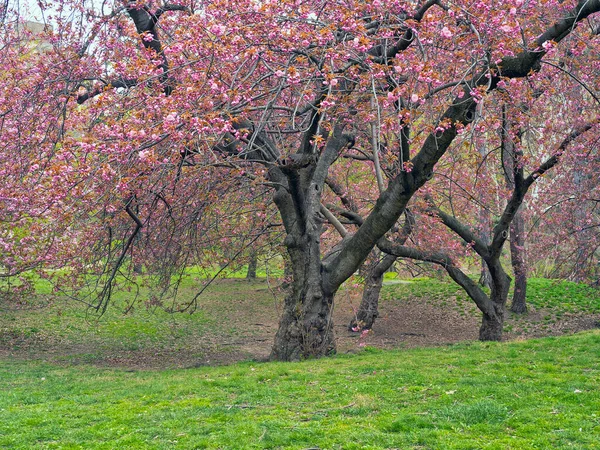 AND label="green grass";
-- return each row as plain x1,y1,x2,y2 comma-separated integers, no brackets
525,278,600,313
0,278,278,366
1,275,599,447
382,277,600,314
3,274,599,367
0,331,599,449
